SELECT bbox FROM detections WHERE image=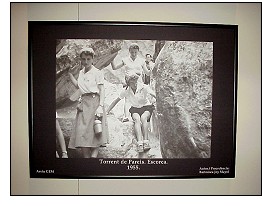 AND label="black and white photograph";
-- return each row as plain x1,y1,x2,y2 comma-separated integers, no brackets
55,39,213,159
29,21,237,178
